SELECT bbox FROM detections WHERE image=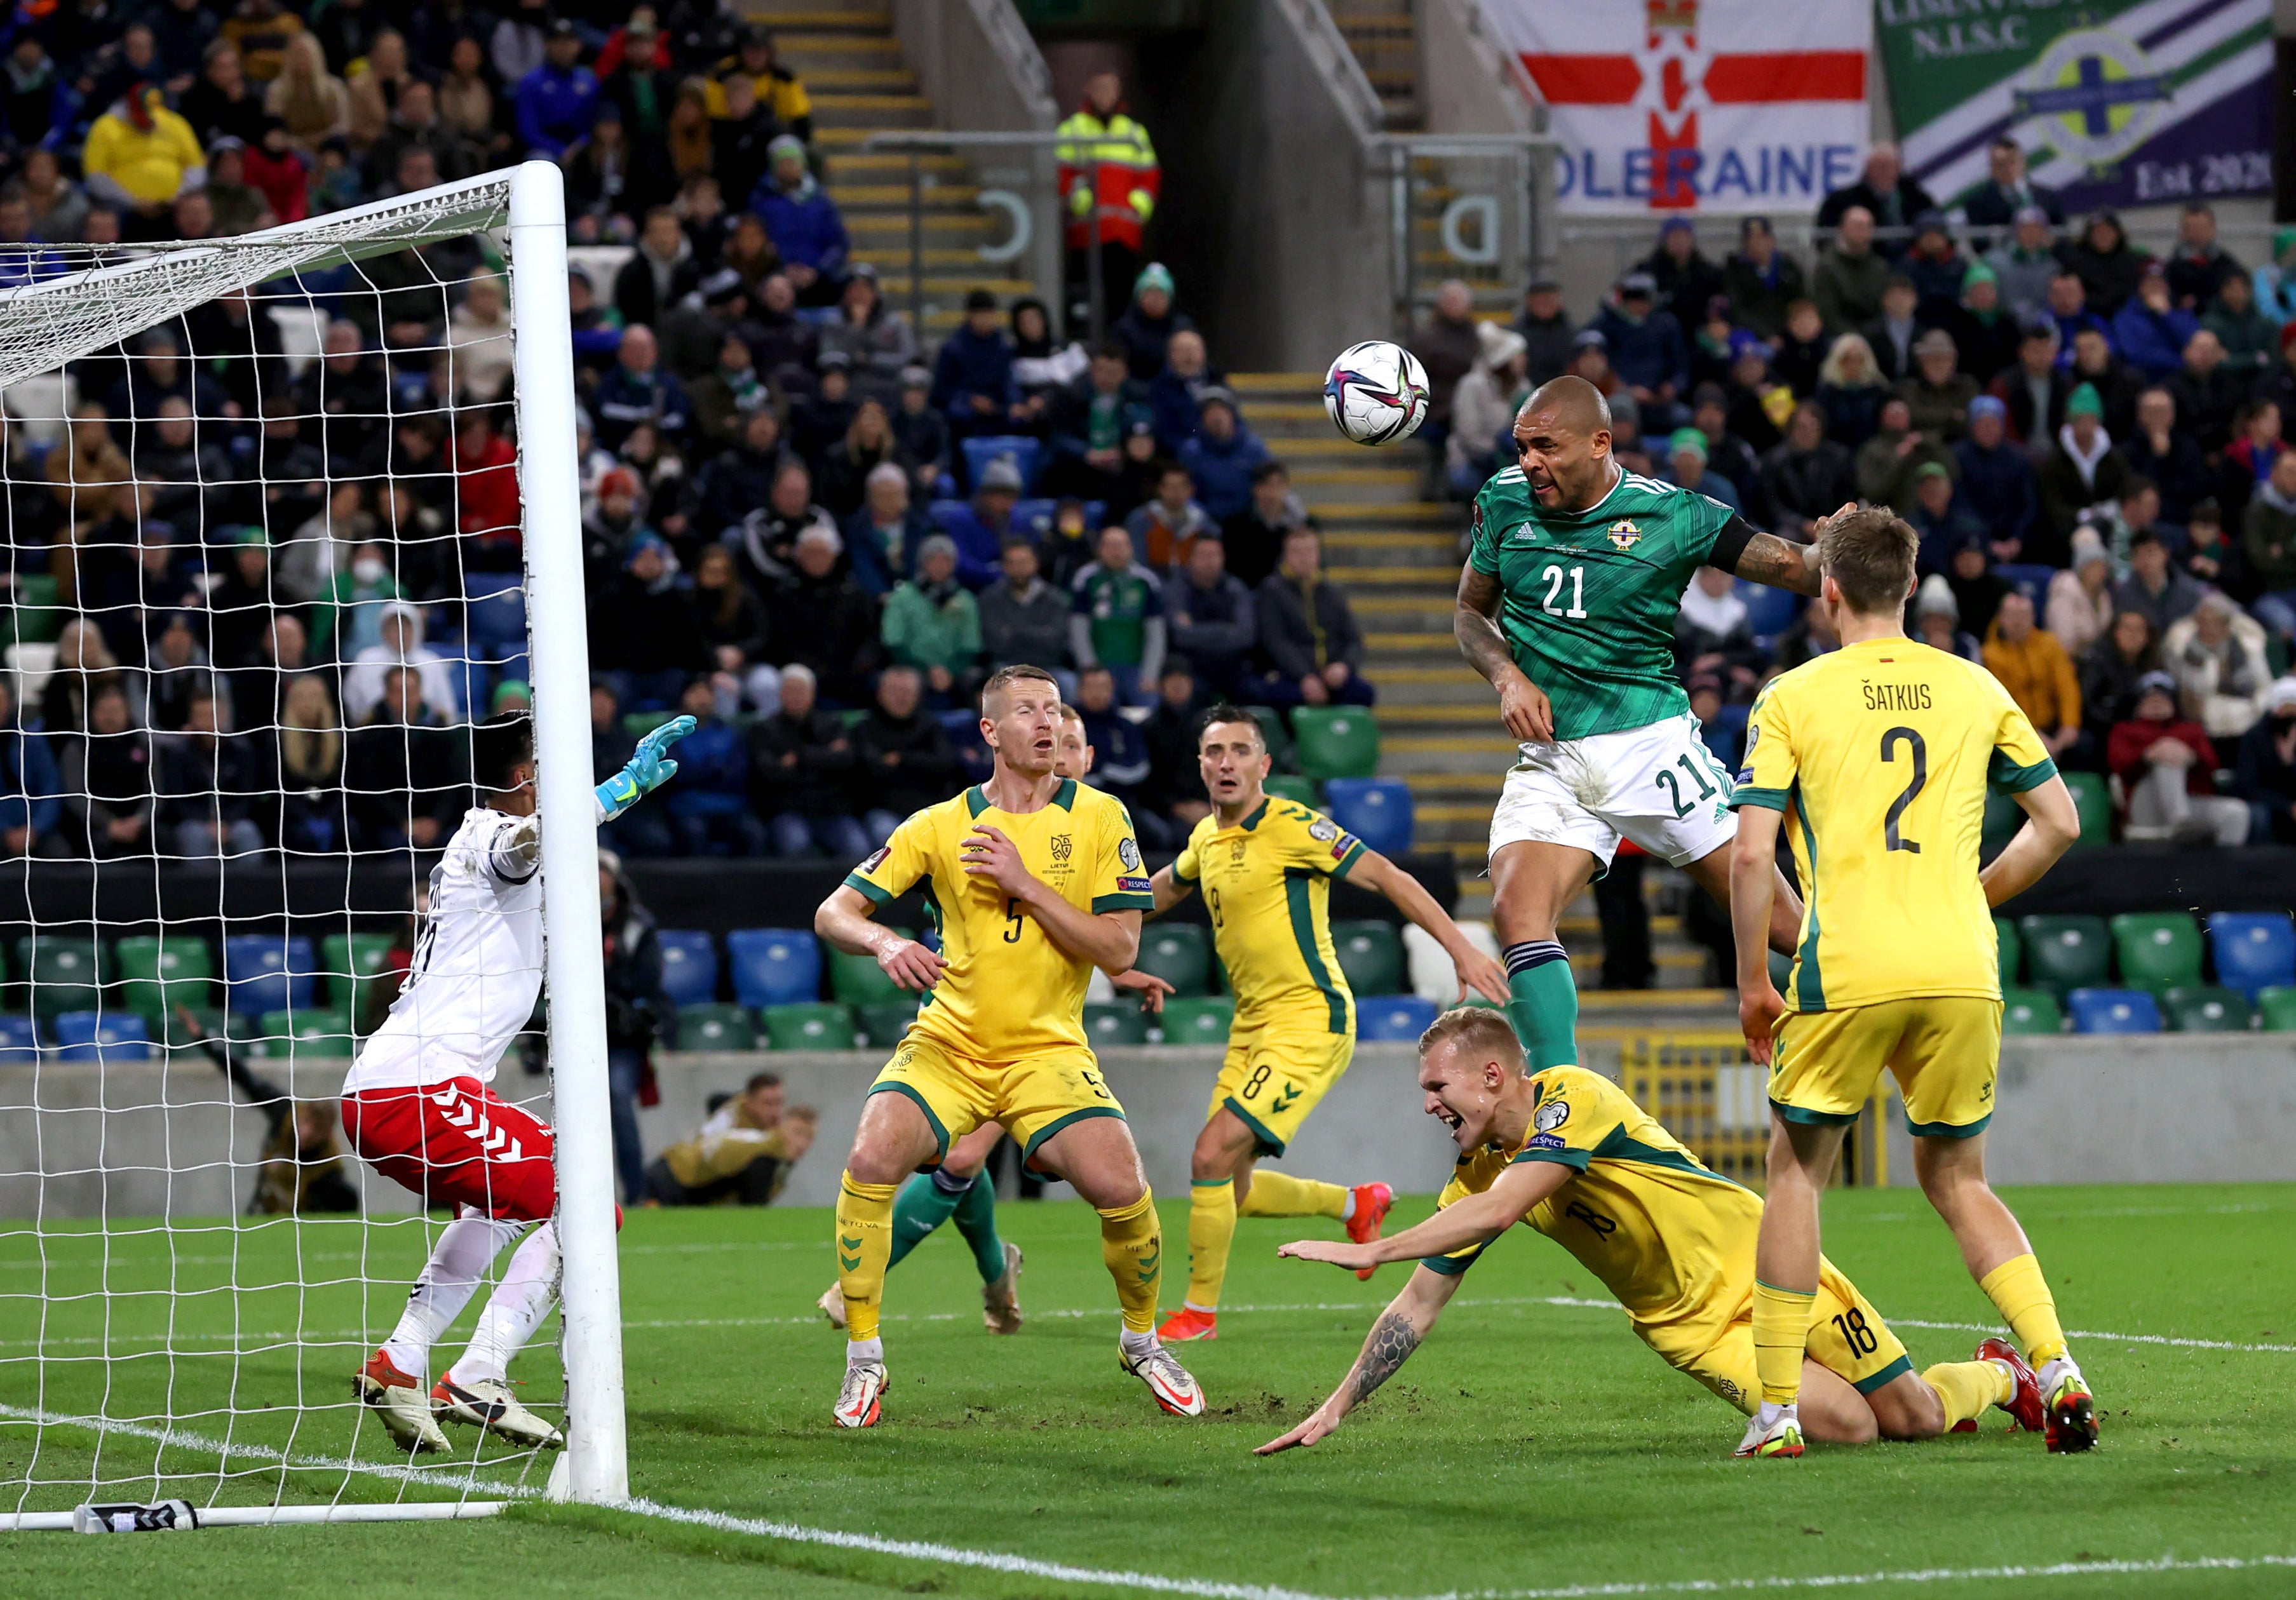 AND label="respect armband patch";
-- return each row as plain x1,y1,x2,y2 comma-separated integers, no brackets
1116,875,1152,893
